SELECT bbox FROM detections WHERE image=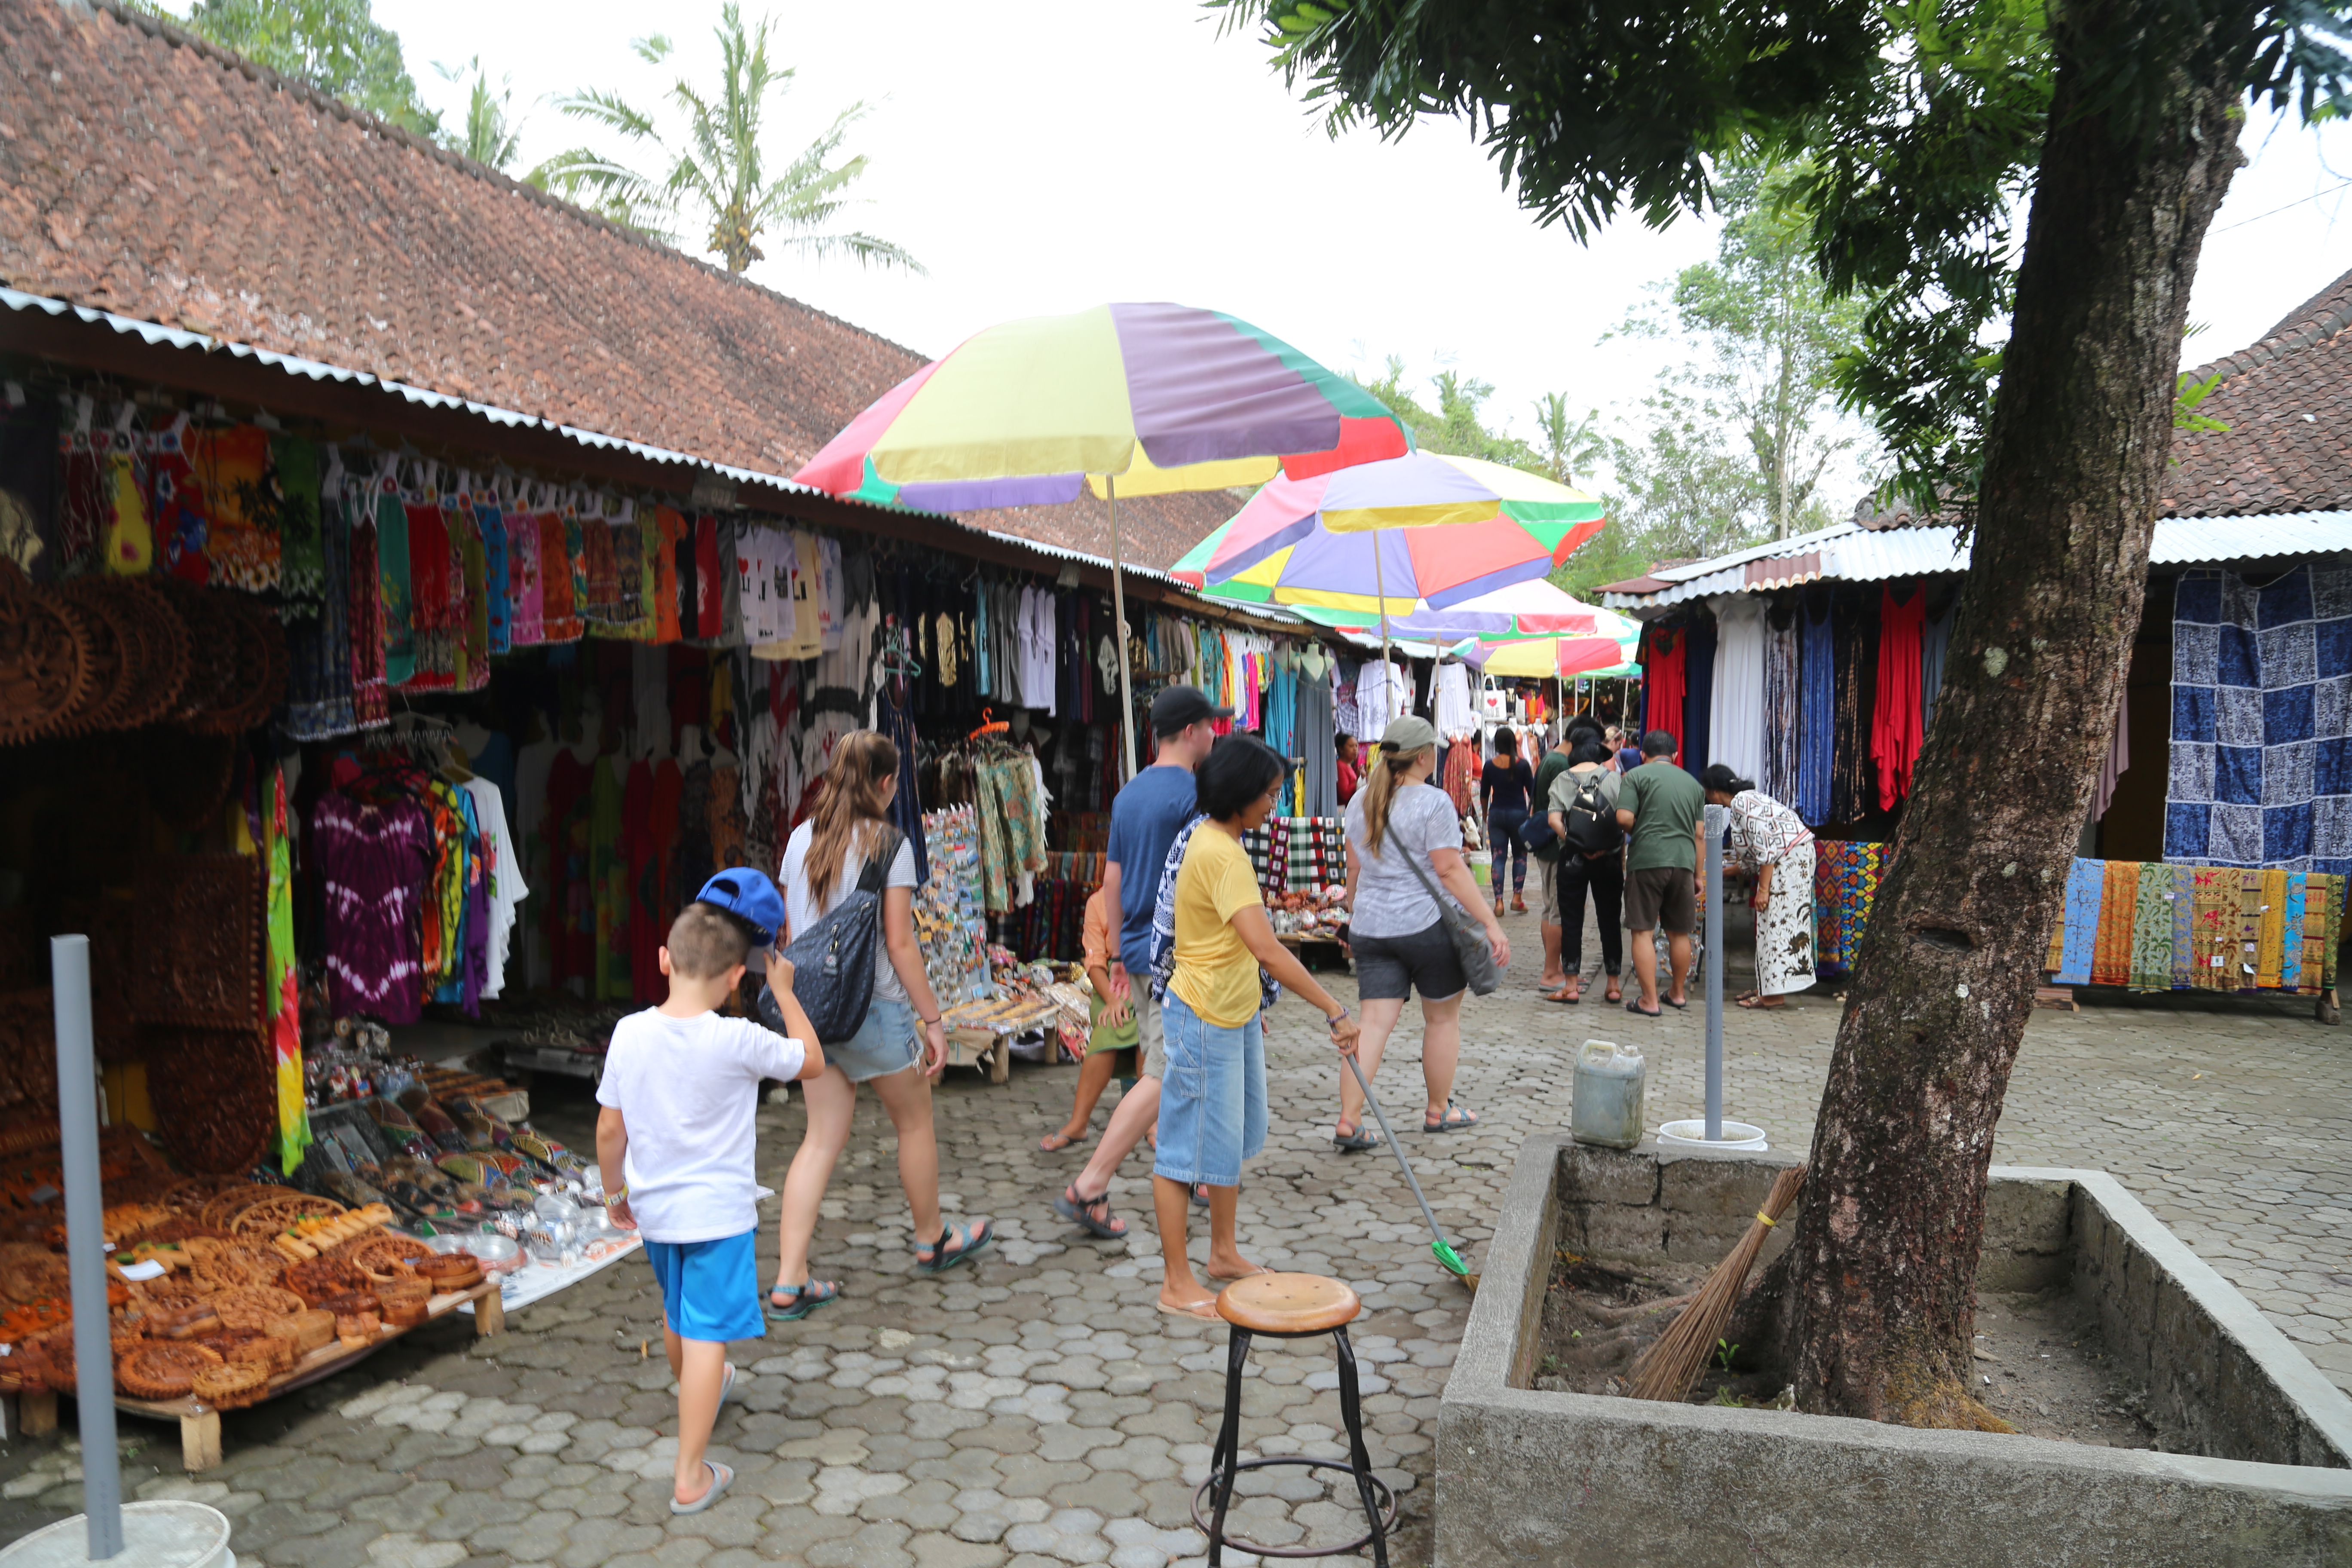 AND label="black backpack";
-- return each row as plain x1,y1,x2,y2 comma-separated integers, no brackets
1563,772,1623,858
756,825,903,1045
